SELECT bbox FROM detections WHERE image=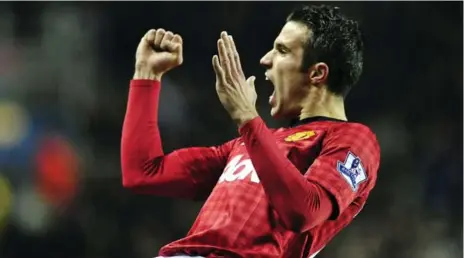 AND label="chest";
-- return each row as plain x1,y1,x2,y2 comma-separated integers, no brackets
219,129,325,185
